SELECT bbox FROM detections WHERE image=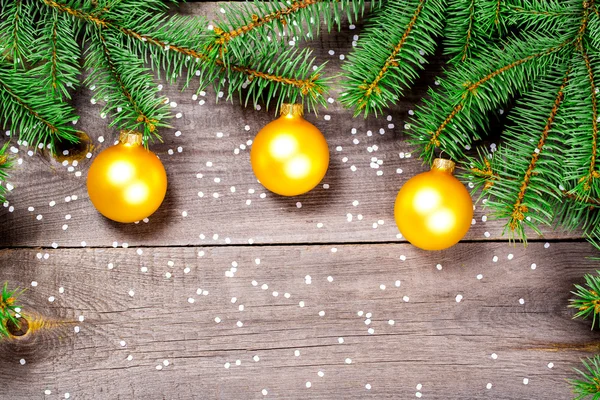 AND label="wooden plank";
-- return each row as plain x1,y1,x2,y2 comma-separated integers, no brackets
0,2,580,248
0,242,597,399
